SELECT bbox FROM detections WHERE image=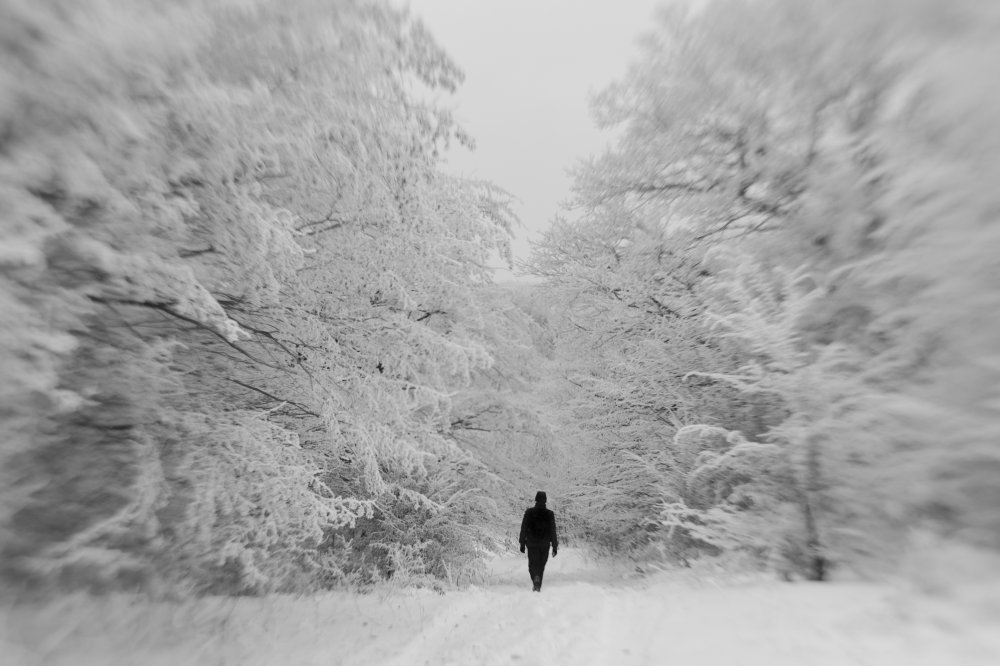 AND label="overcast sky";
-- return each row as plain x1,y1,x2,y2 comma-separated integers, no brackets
403,0,665,279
